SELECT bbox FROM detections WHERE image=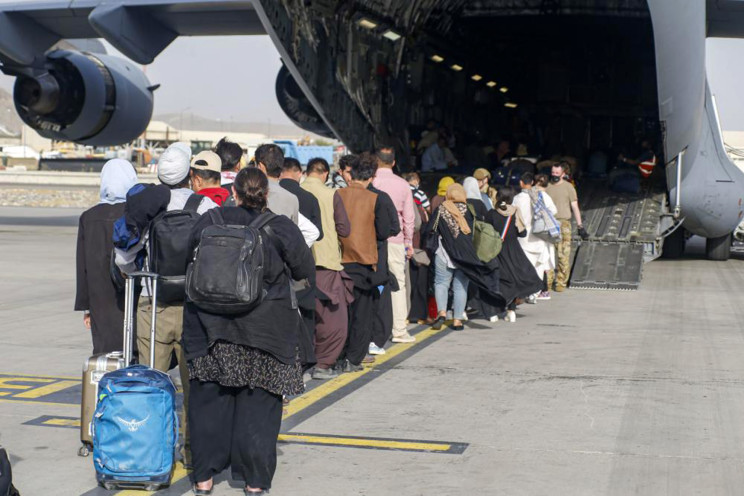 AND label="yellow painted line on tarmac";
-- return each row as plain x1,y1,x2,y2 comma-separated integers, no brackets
0,372,79,380
115,462,189,496
285,324,446,418
278,433,451,452
0,397,77,408
113,324,447,495
13,380,78,399
43,417,80,427
0,377,53,390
